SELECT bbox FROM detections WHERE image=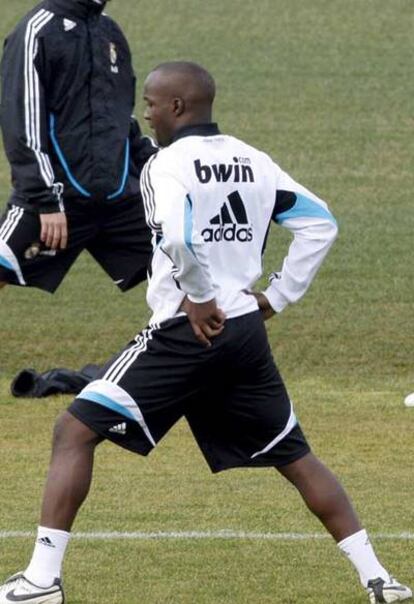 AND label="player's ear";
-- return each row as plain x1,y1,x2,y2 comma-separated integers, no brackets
173,97,185,117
